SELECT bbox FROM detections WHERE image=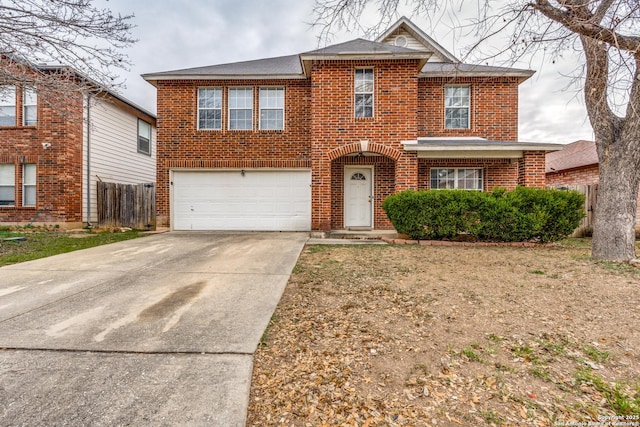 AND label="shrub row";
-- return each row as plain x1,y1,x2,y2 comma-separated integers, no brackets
381,187,585,243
